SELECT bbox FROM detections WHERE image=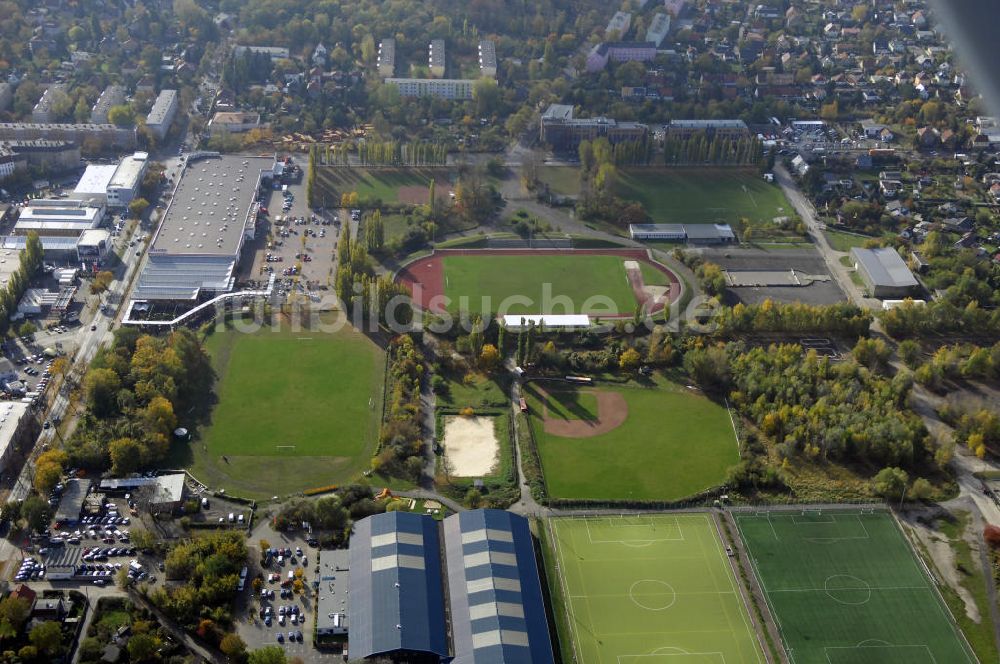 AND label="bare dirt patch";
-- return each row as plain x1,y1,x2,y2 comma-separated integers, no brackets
442,415,499,477
397,181,452,205
540,388,629,438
